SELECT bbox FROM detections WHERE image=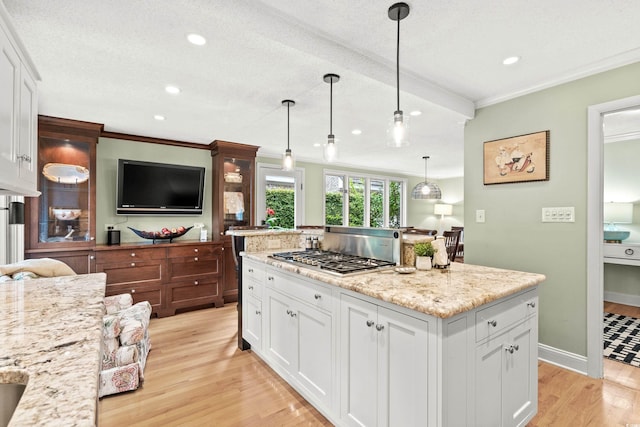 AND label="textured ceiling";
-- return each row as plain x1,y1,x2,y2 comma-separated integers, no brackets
3,0,640,178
